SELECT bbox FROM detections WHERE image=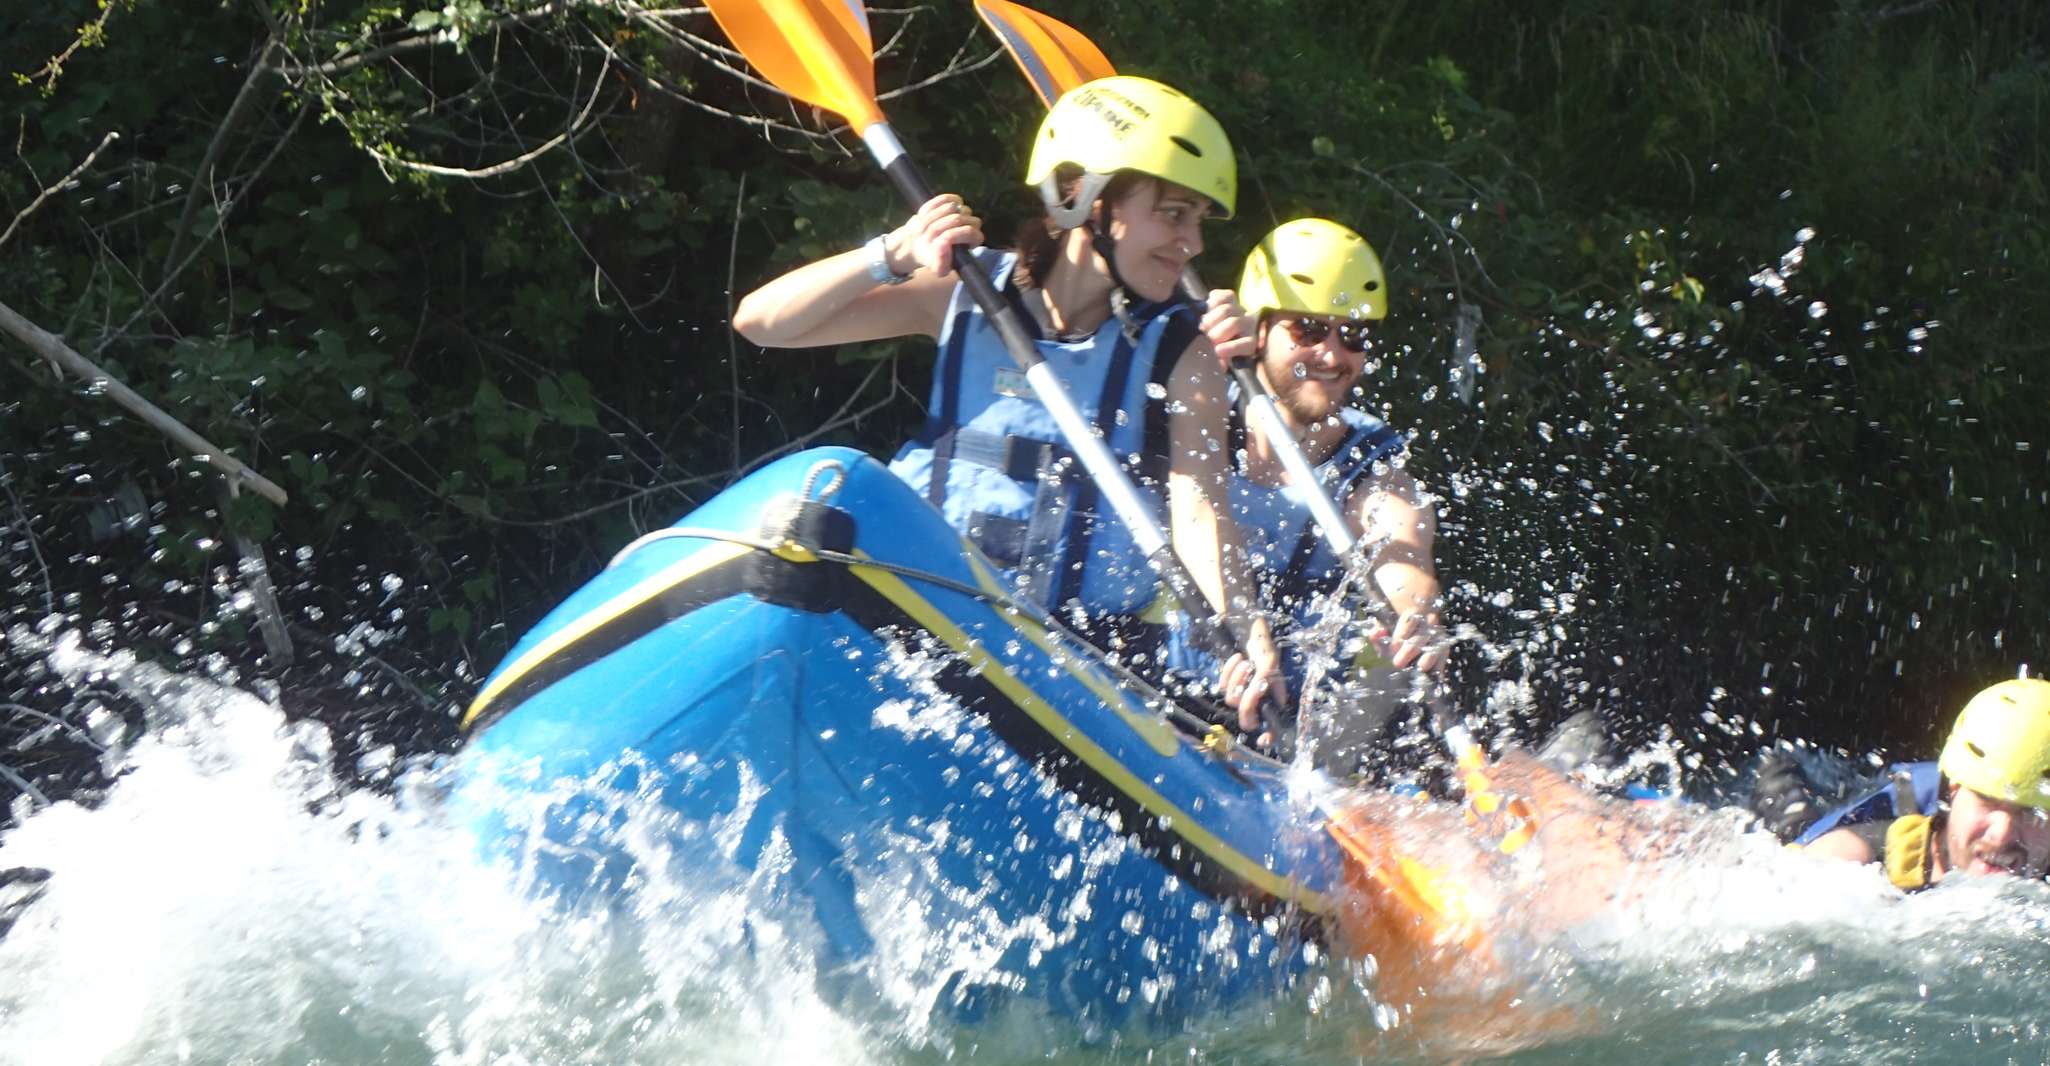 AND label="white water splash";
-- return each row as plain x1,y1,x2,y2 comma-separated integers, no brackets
9,638,2050,1063
0,641,892,1066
